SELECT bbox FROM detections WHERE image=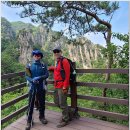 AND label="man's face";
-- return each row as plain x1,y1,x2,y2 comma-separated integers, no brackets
53,49,62,59
33,54,41,61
